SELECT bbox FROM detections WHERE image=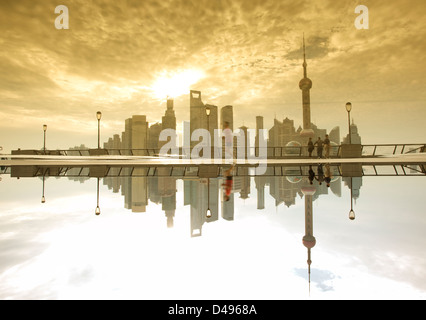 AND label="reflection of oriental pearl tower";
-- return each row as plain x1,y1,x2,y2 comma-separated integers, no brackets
301,186,316,292
299,35,315,138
